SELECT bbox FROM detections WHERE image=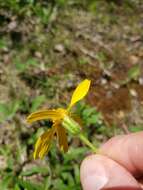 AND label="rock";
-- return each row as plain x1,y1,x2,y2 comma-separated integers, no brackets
35,51,42,59
130,89,138,97
139,77,143,85
8,21,17,30
54,44,65,53
129,55,139,65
